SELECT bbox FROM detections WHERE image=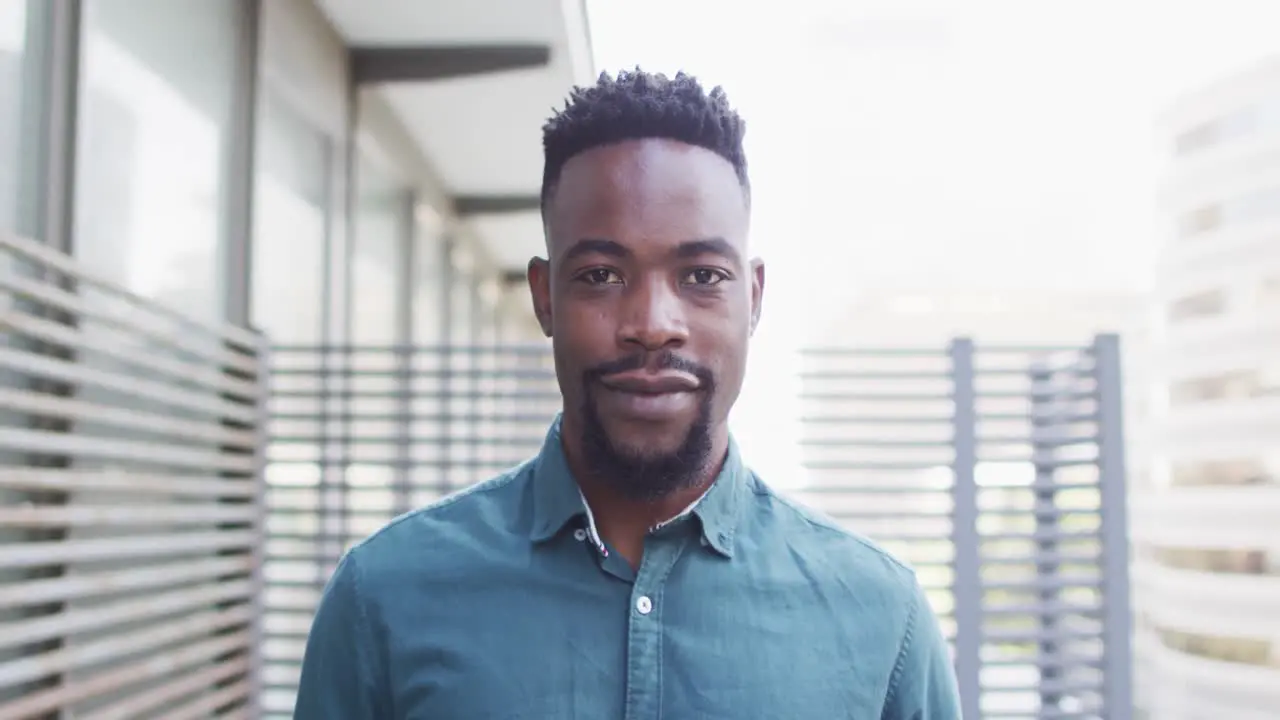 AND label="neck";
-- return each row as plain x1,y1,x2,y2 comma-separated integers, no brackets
561,421,729,567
